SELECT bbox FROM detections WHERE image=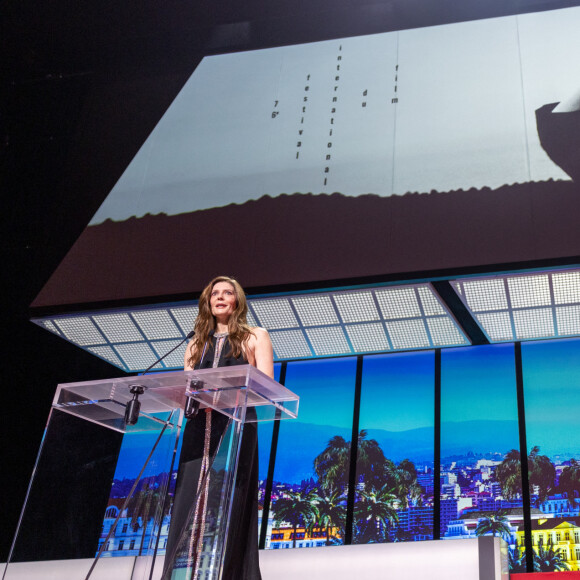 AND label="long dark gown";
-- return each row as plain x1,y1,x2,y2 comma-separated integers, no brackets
165,336,262,580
